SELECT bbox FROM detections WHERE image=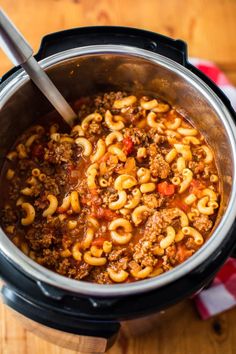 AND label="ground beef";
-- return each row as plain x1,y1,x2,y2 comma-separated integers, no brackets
56,258,72,275
123,127,149,145
185,237,200,251
74,262,91,280
144,211,164,236
43,177,61,196
88,121,102,135
150,153,170,179
133,238,158,267
188,160,205,174
0,207,19,226
55,258,91,280
88,267,112,284
94,91,126,115
144,208,180,238
26,226,58,250
162,255,174,271
165,245,177,265
108,248,127,261
142,194,164,209
18,159,36,172
148,144,170,178
39,248,60,267
193,214,213,233
160,208,180,224
149,130,168,146
45,141,73,164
